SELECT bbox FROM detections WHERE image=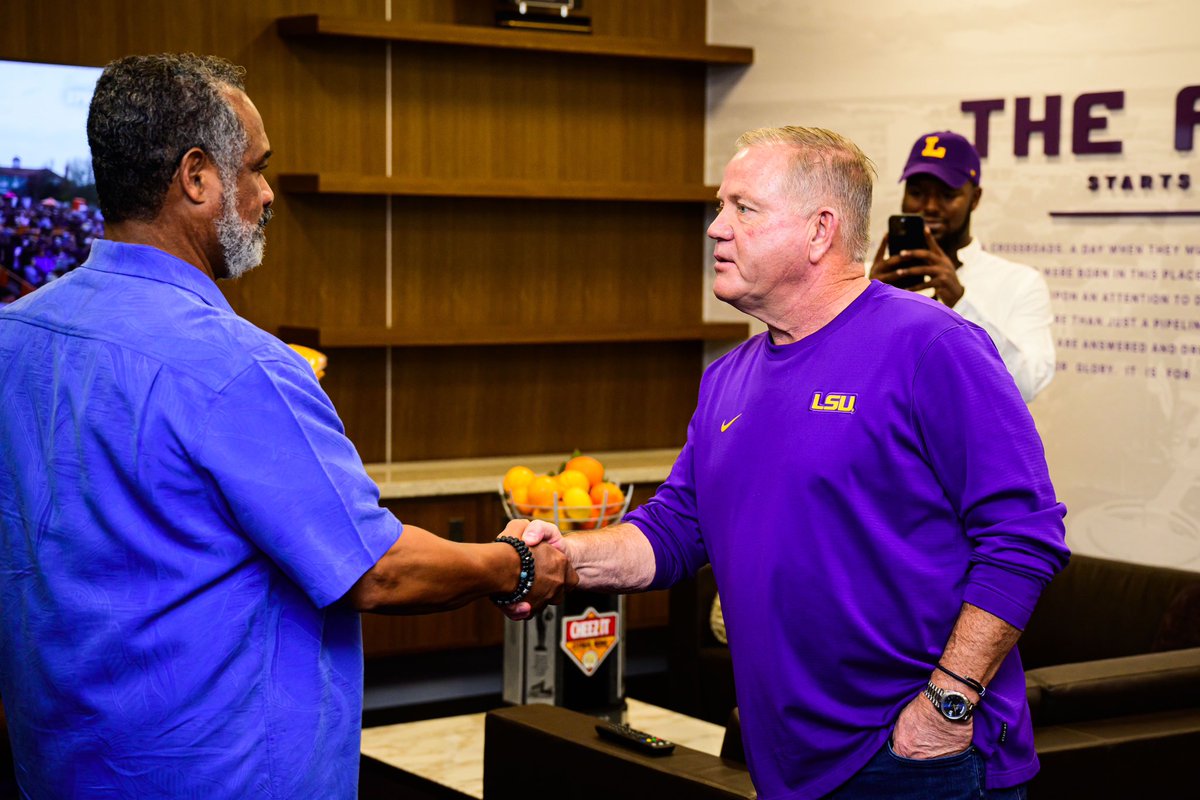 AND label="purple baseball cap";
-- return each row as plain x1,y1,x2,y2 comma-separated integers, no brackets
899,131,981,187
